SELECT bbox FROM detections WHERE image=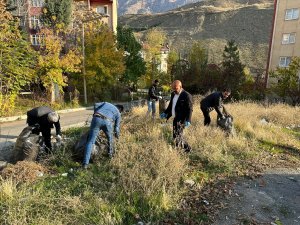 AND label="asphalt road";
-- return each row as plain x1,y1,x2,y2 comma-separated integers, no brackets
0,108,94,156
